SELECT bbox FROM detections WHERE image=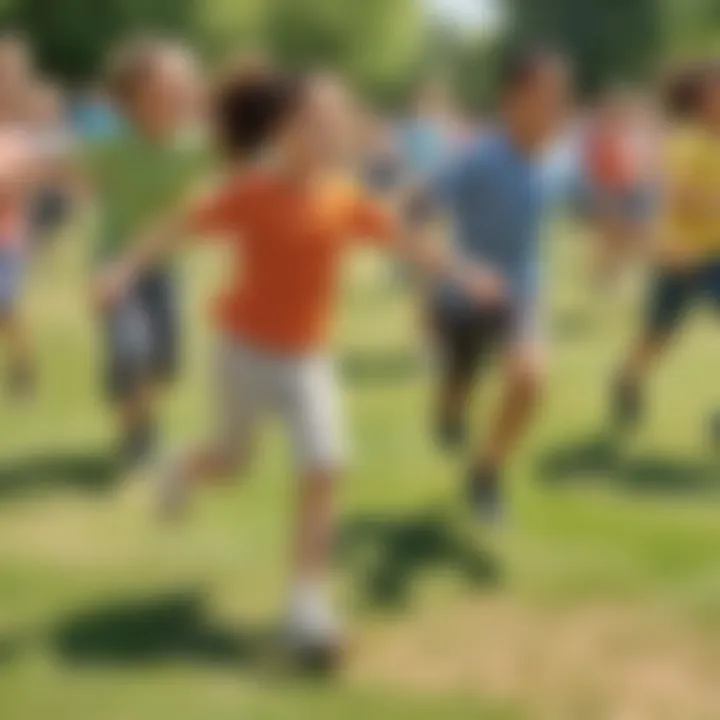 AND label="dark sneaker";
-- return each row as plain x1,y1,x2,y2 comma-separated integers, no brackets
120,423,157,472
467,467,504,526
613,375,642,431
7,362,36,399
436,413,467,451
